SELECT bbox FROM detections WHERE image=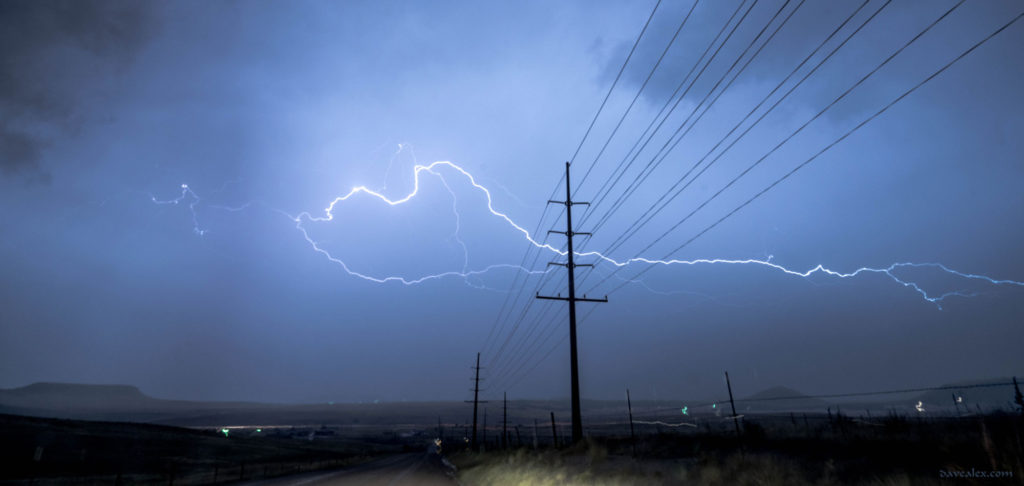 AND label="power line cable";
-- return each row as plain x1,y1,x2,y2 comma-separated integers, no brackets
568,0,663,169
603,0,959,276
585,0,884,268
573,0,756,216
640,381,1016,414
578,0,801,236
580,0,816,241
593,3,1020,297
572,0,700,196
